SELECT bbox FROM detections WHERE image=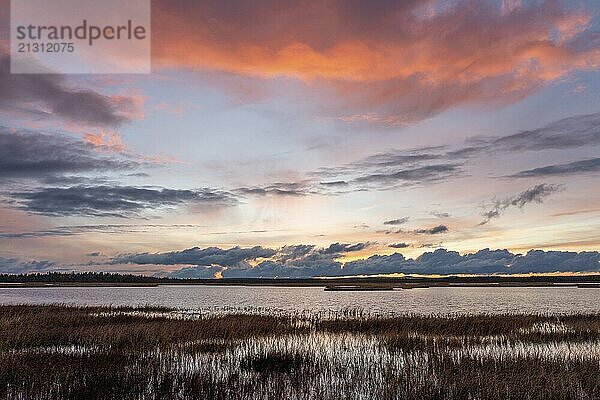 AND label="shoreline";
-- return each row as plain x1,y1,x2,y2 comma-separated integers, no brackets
2,278,600,289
